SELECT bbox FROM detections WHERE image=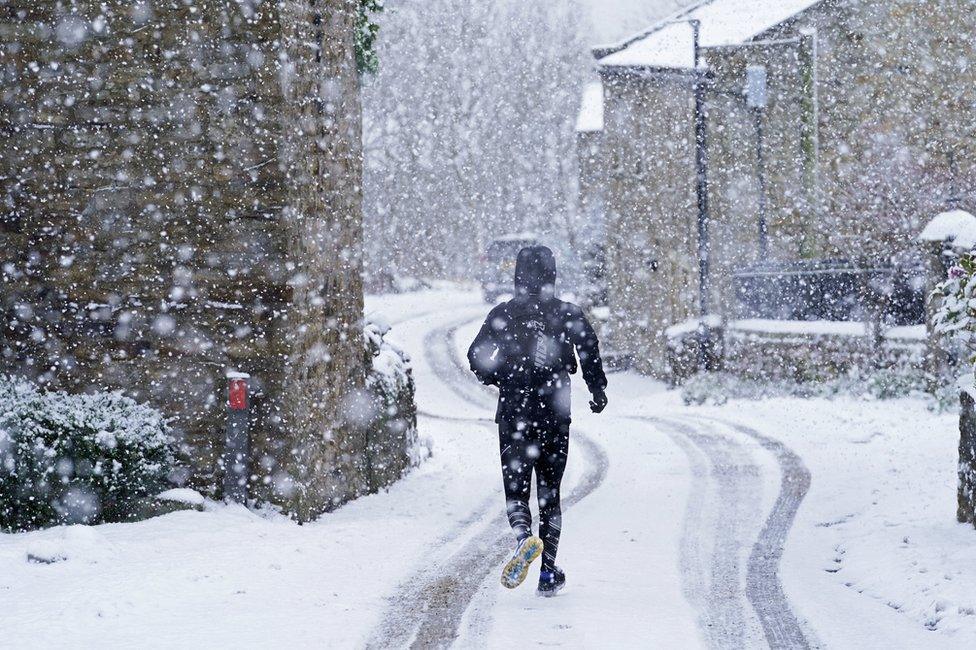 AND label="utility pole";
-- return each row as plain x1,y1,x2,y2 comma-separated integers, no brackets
754,108,769,258
690,19,712,370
